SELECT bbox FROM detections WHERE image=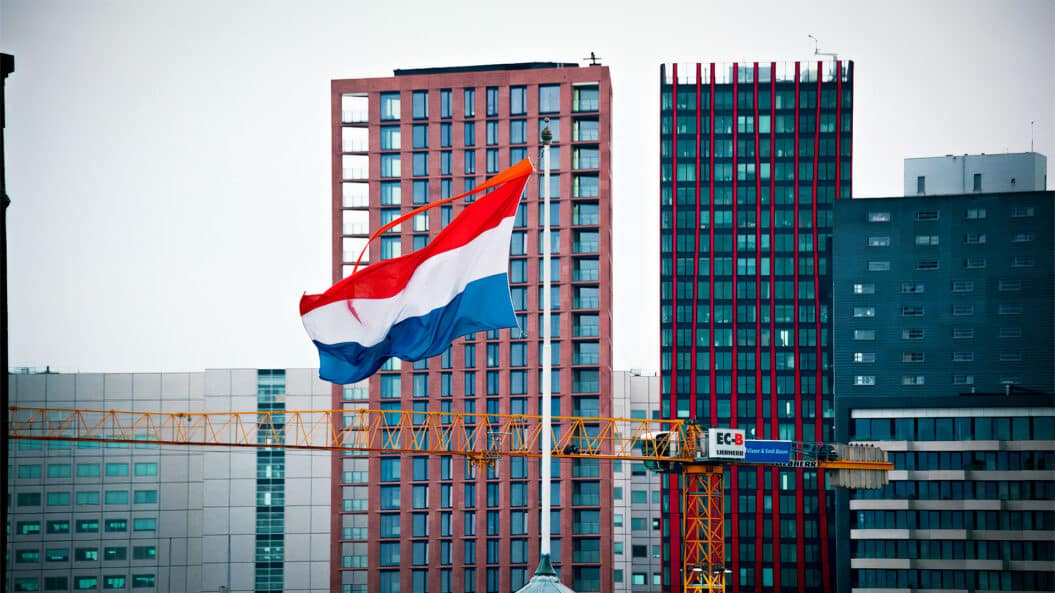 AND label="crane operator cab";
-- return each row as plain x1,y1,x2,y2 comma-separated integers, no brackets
638,430,682,473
